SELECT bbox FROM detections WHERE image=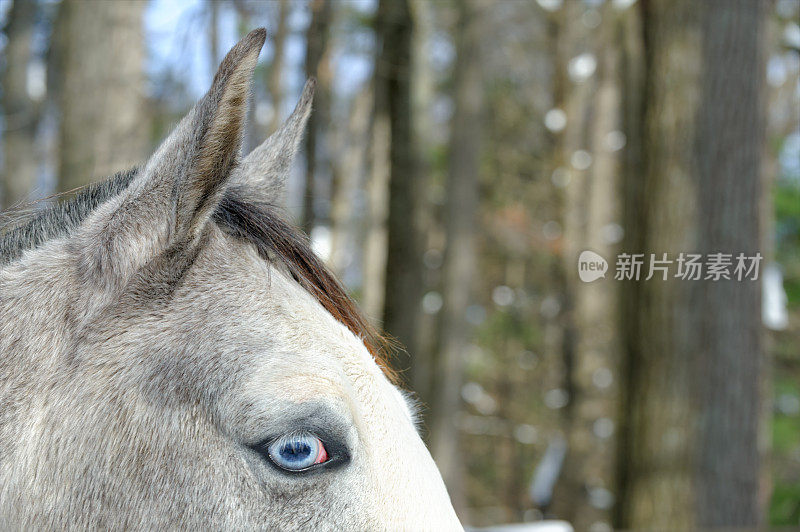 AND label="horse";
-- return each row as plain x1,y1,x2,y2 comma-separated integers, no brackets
0,29,461,530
